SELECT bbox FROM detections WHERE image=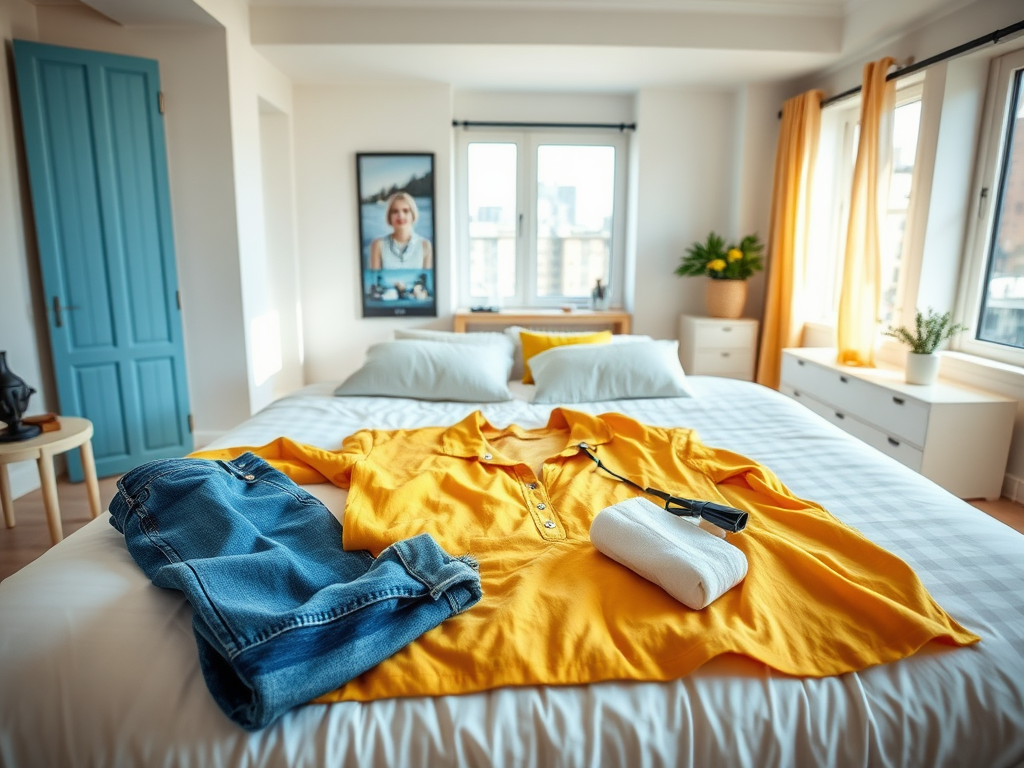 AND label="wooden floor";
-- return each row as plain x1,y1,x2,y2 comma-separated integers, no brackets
1,475,1023,584
1,474,121,582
